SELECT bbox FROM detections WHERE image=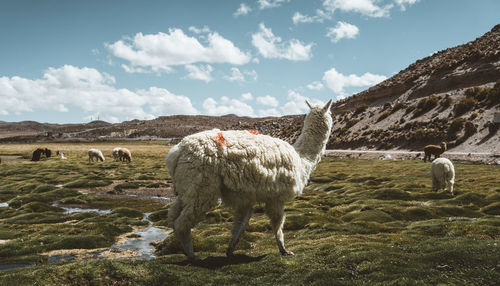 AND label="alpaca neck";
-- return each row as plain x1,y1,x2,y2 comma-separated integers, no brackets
293,124,331,176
